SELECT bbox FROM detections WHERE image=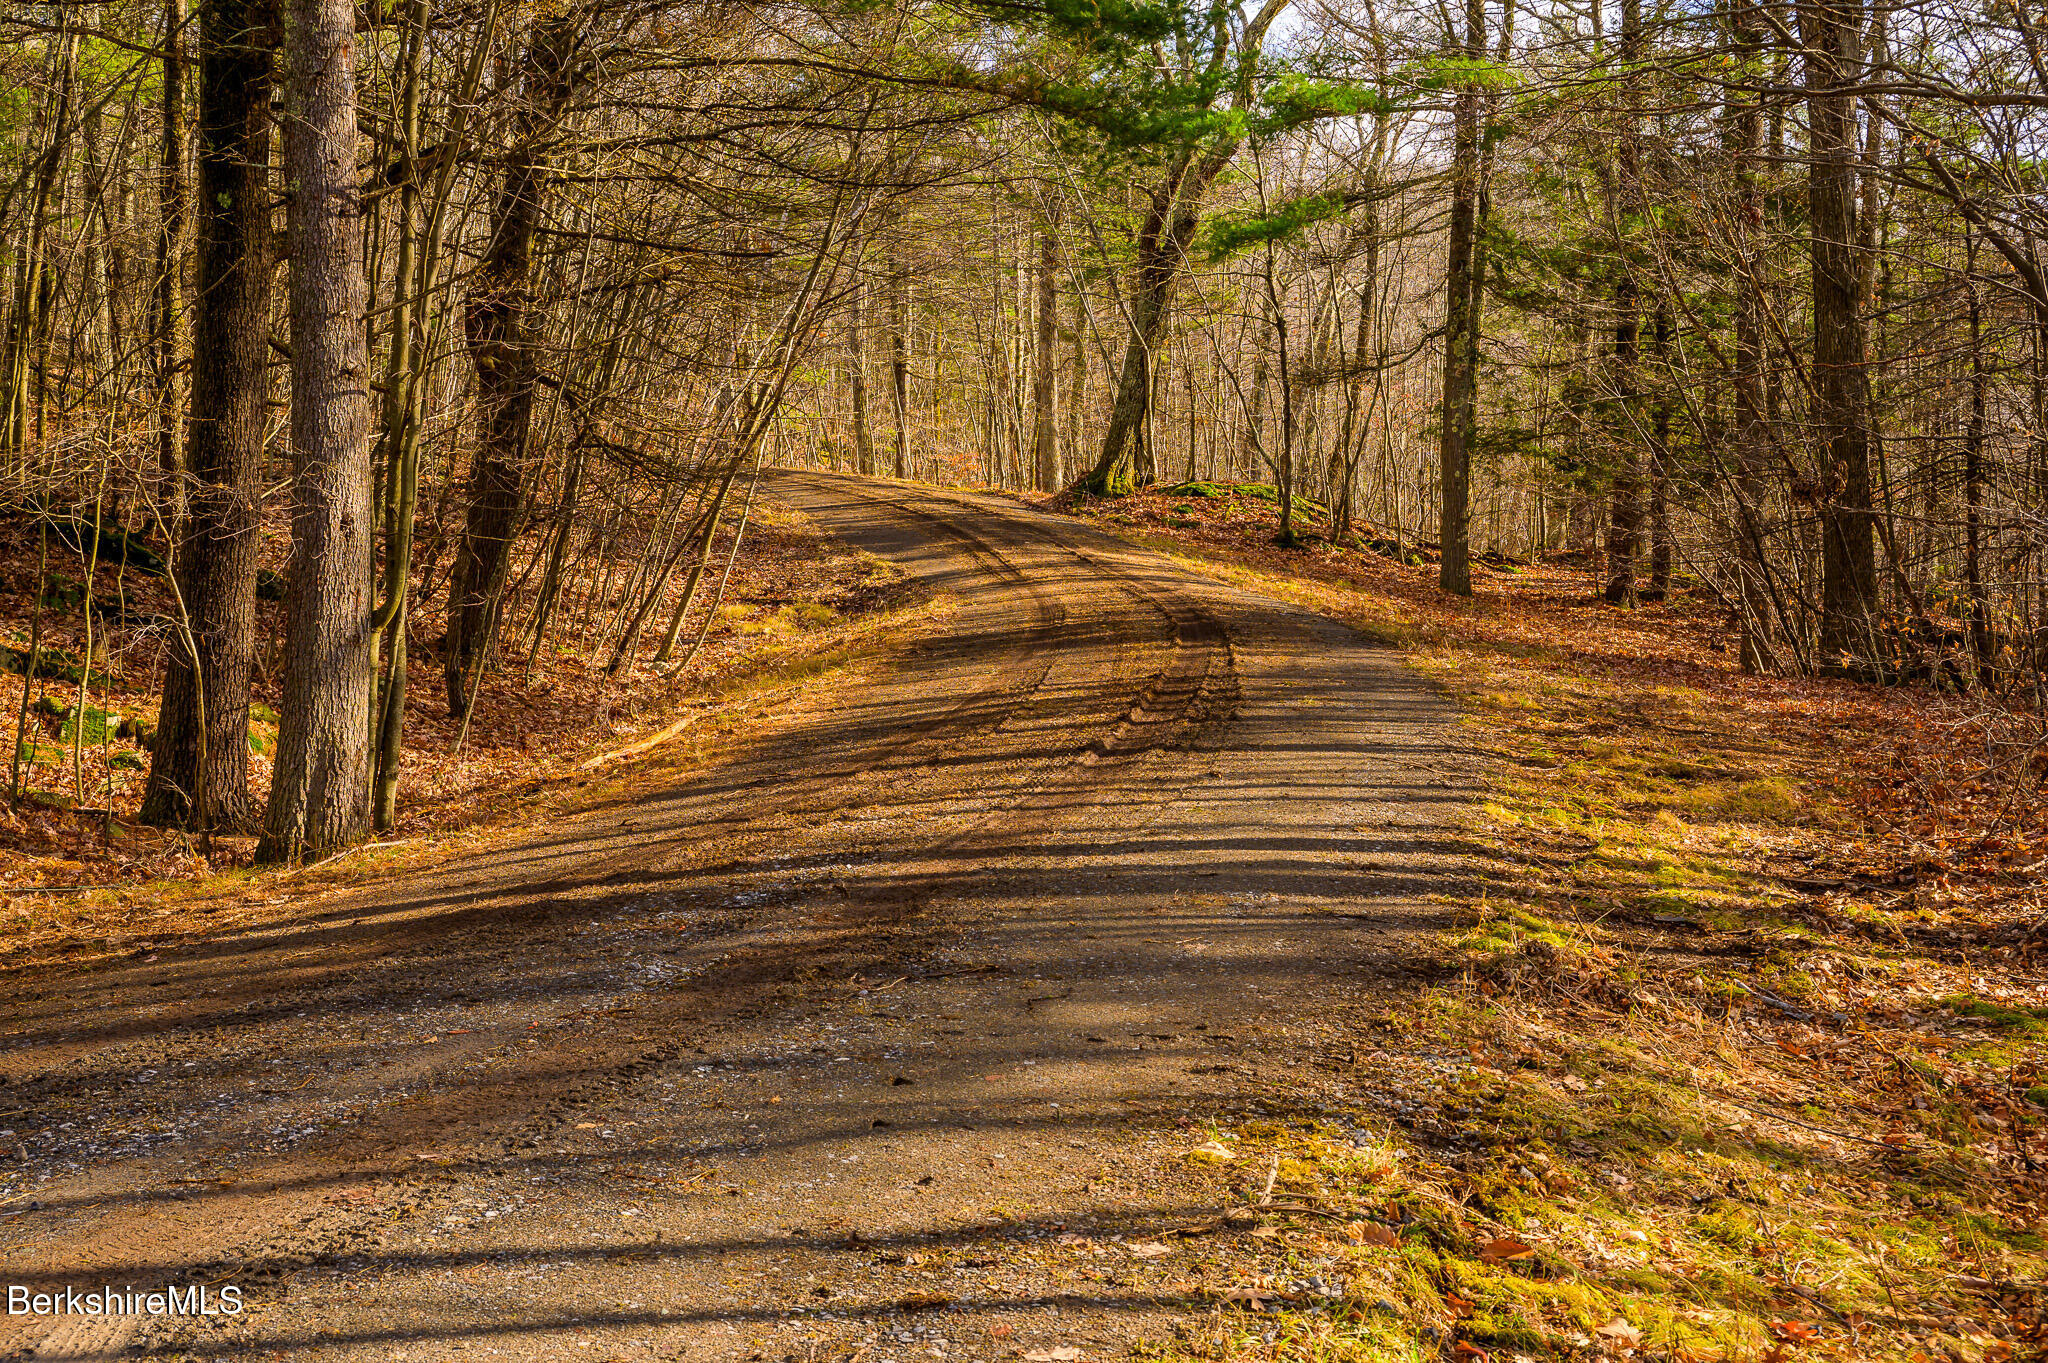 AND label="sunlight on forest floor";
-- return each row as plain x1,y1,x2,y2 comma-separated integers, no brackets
1053,482,2047,1363
0,503,944,969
